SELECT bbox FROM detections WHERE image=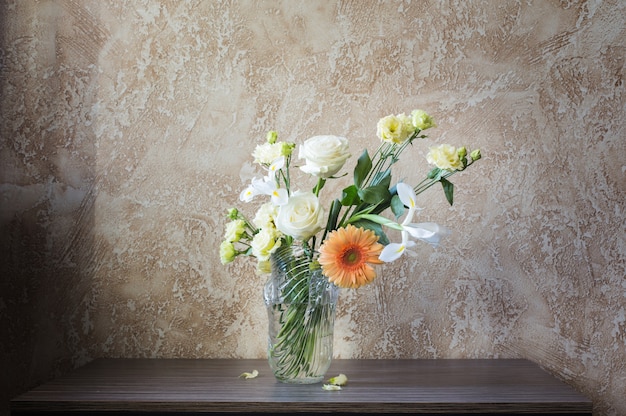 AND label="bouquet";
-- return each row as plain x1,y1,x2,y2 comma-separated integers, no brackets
220,109,481,286
220,109,481,383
